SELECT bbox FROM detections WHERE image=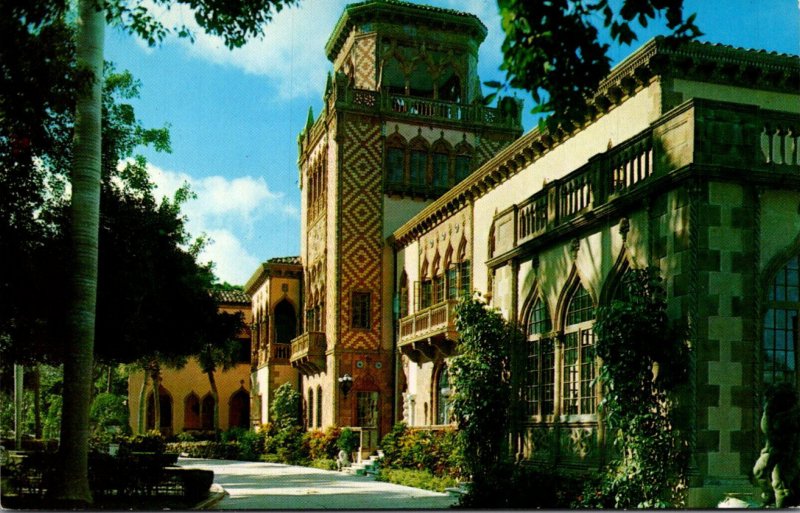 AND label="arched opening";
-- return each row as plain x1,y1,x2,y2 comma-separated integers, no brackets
316,385,323,428
201,394,215,430
184,392,201,430
524,292,555,417
435,365,453,425
275,299,297,344
228,389,250,430
146,385,173,434
399,271,409,318
561,281,596,415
